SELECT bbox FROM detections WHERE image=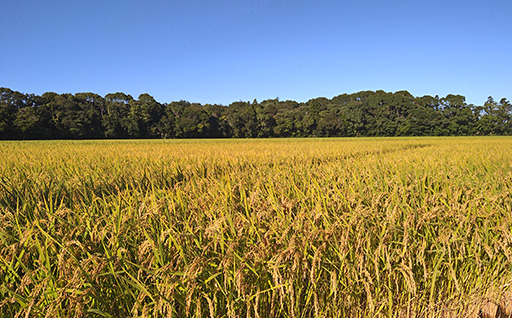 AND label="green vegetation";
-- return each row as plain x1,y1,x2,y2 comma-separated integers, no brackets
1,87,511,140
1,138,512,317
